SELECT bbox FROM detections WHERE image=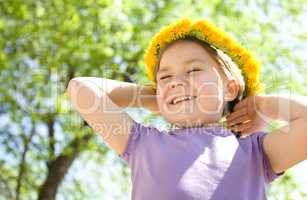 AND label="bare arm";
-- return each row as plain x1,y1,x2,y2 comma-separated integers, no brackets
70,77,159,113
258,94,307,173
67,77,158,155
